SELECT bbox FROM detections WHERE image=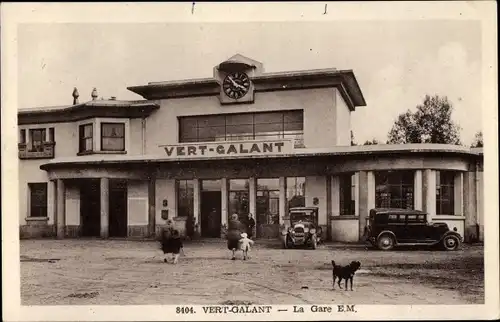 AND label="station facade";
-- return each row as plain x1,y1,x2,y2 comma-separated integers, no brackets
18,54,484,242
